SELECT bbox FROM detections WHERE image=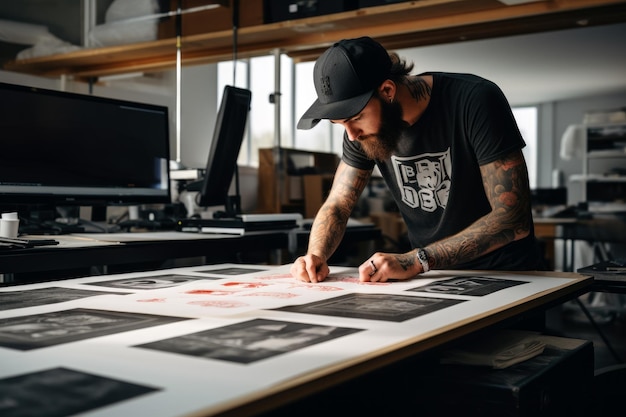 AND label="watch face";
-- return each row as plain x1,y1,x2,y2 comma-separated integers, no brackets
418,249,429,272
